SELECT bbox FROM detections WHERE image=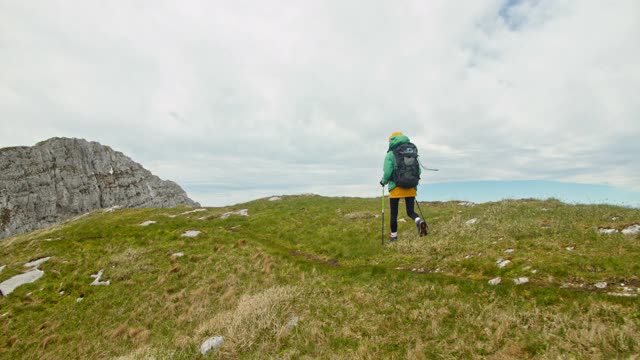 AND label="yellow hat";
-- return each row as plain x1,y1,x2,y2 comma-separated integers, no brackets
389,131,403,141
